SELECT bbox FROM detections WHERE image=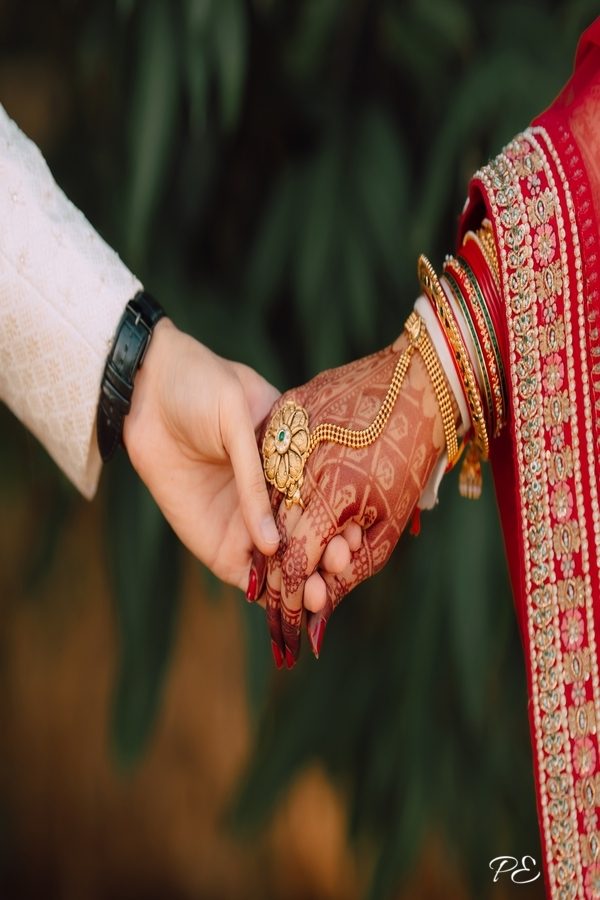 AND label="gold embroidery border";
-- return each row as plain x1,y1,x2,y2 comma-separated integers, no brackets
531,124,600,762
534,125,600,735
530,127,600,892
474,131,592,898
